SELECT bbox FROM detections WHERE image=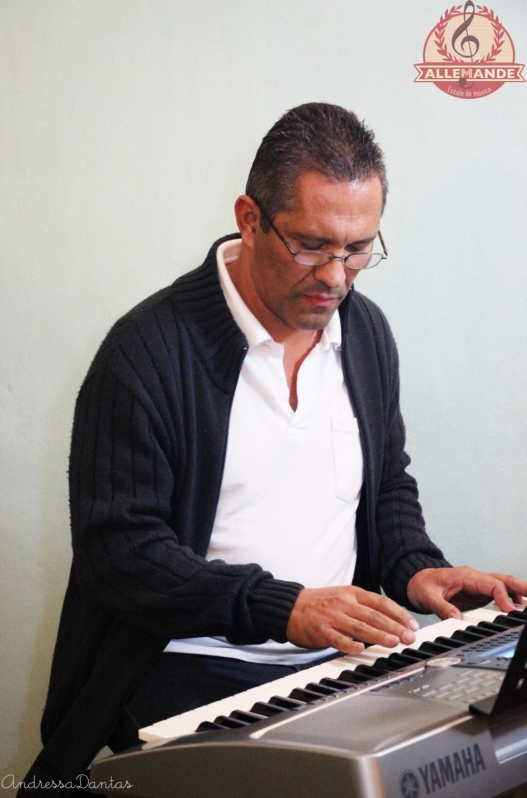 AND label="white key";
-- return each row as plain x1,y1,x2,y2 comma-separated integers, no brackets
138,616,472,742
